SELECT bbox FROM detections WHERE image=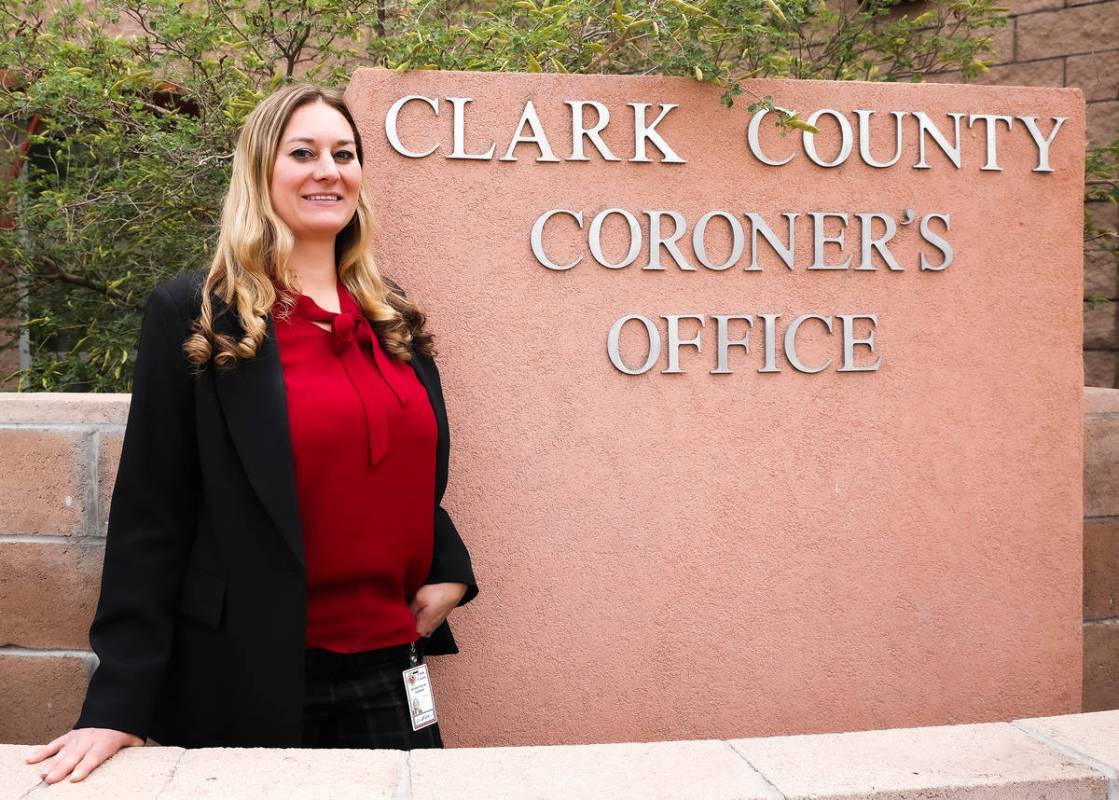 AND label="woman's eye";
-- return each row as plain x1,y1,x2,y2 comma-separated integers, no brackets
291,148,354,161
